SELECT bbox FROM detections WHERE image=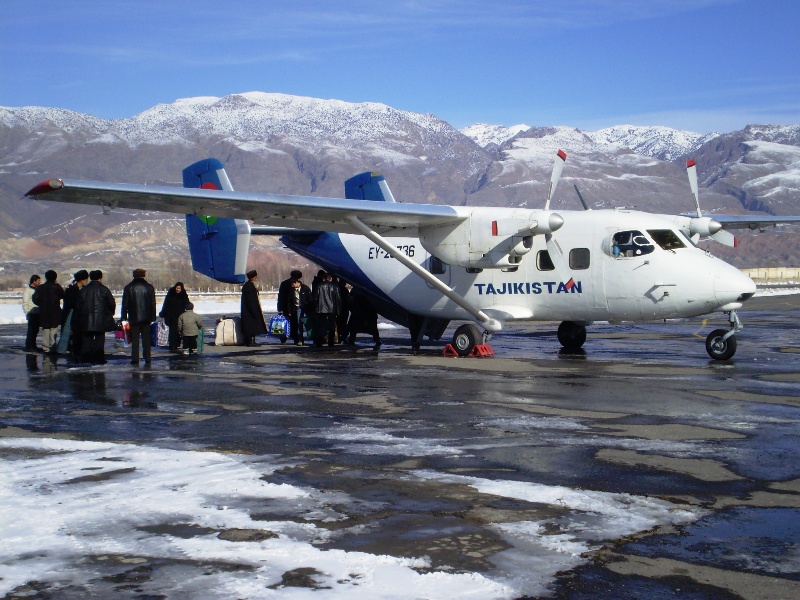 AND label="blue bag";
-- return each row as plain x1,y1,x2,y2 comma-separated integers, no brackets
268,314,290,337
